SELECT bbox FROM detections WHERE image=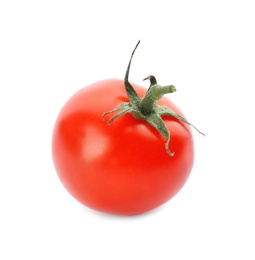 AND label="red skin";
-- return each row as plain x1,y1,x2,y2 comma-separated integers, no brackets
52,79,194,215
